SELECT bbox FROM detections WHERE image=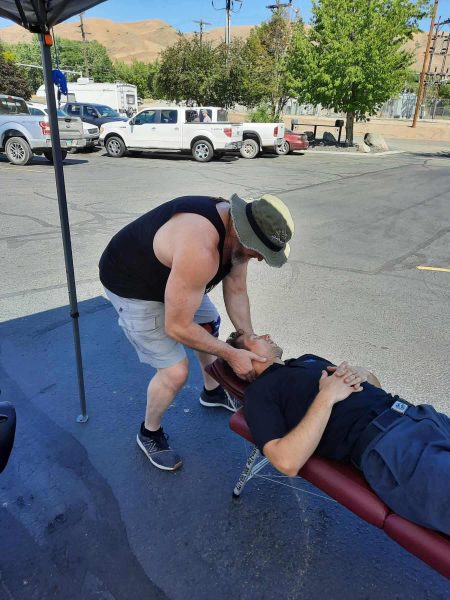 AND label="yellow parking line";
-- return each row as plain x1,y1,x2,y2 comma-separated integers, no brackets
417,266,450,273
